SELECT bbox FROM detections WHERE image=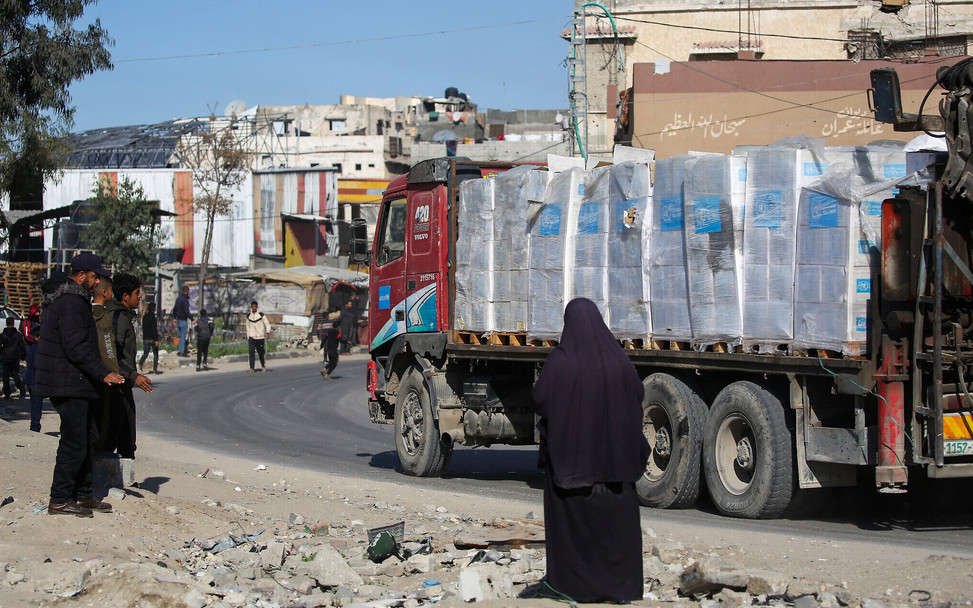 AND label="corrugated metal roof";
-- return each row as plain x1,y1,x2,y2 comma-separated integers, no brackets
63,119,205,169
